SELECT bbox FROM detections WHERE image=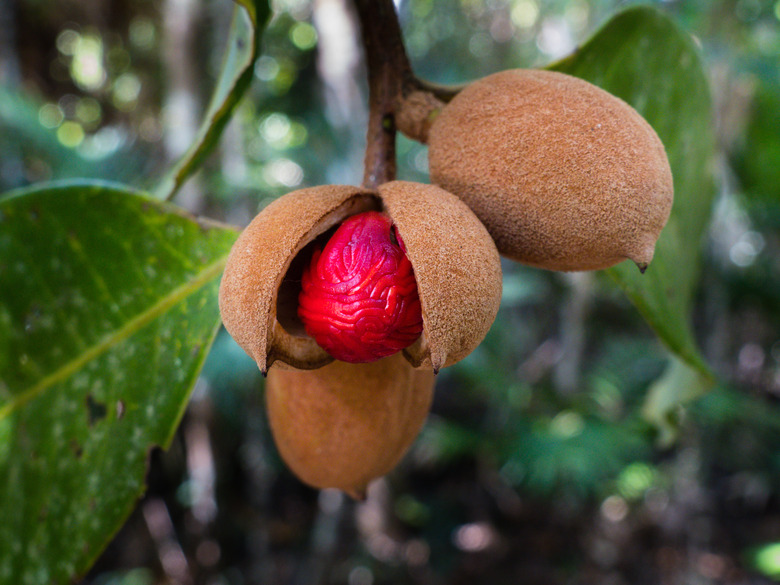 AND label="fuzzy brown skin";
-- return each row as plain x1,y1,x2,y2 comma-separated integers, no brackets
378,181,502,371
218,185,377,373
265,352,435,498
219,182,502,373
428,69,674,272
